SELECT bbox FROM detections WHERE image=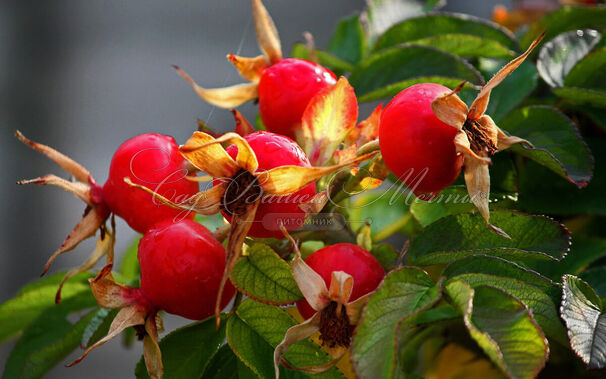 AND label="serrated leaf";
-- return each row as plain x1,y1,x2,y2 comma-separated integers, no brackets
290,44,355,73
409,211,571,265
553,86,606,107
349,44,483,101
409,186,516,228
80,308,112,348
0,271,92,343
537,29,601,88
119,235,141,282
3,295,98,378
407,34,515,58
230,243,302,305
328,14,366,64
446,281,549,378
521,6,606,50
351,268,441,379
226,300,342,379
448,273,567,345
561,275,606,369
565,46,606,90
373,13,517,52
499,105,593,187
135,316,227,379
